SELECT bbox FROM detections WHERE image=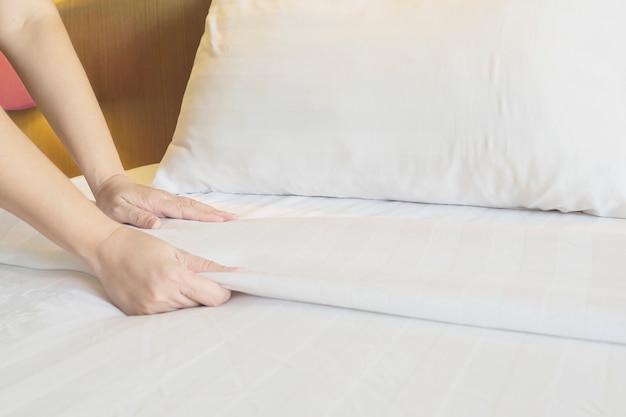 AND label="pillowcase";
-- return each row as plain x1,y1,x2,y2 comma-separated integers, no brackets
153,0,626,218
